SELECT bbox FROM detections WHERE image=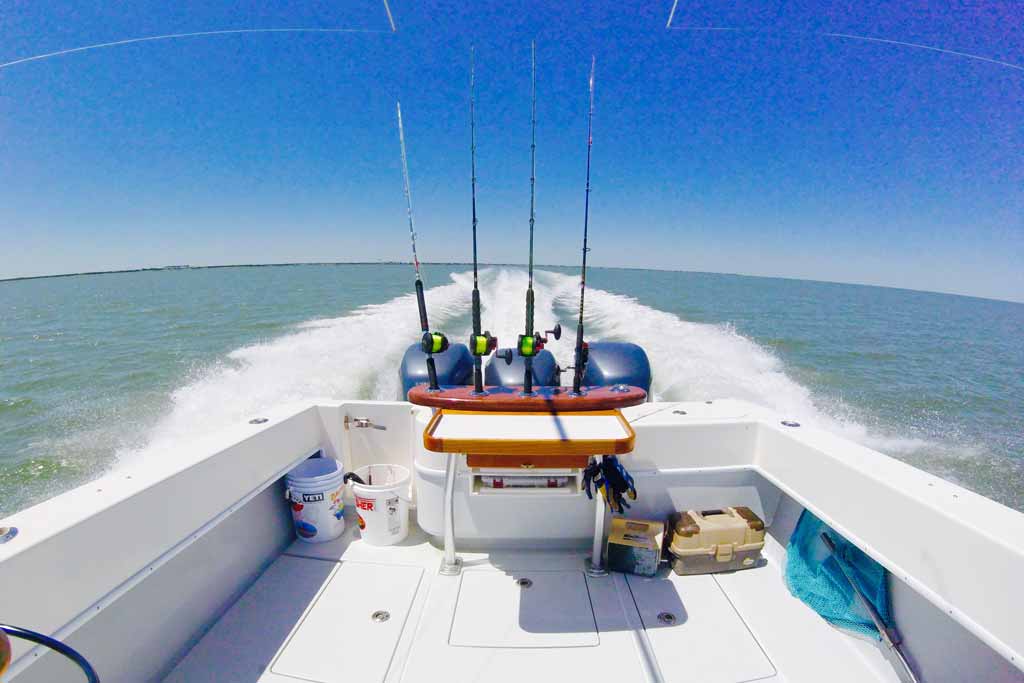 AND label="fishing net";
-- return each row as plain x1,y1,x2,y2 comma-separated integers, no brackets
784,510,892,640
